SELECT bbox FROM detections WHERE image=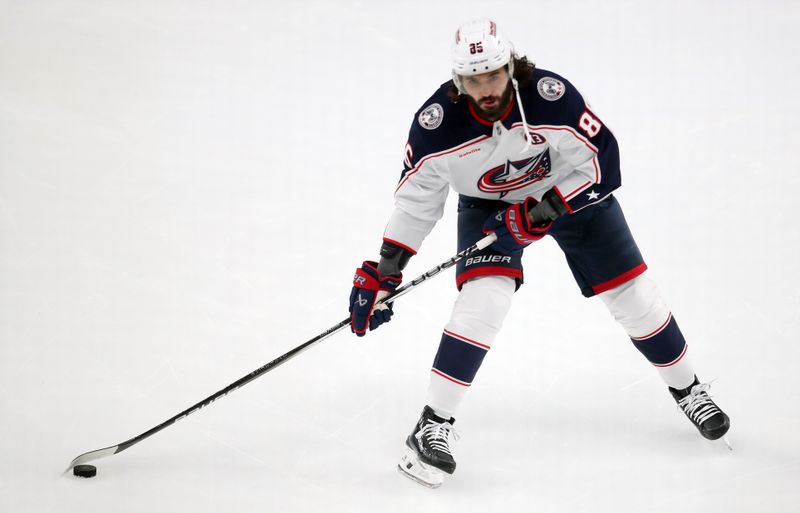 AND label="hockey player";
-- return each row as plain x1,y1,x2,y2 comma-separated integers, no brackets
348,19,730,488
